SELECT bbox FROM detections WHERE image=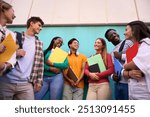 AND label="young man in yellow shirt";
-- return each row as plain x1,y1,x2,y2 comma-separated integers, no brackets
63,38,87,100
